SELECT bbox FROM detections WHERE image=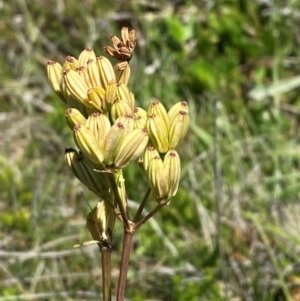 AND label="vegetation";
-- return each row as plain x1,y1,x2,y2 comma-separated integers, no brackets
1,0,300,300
